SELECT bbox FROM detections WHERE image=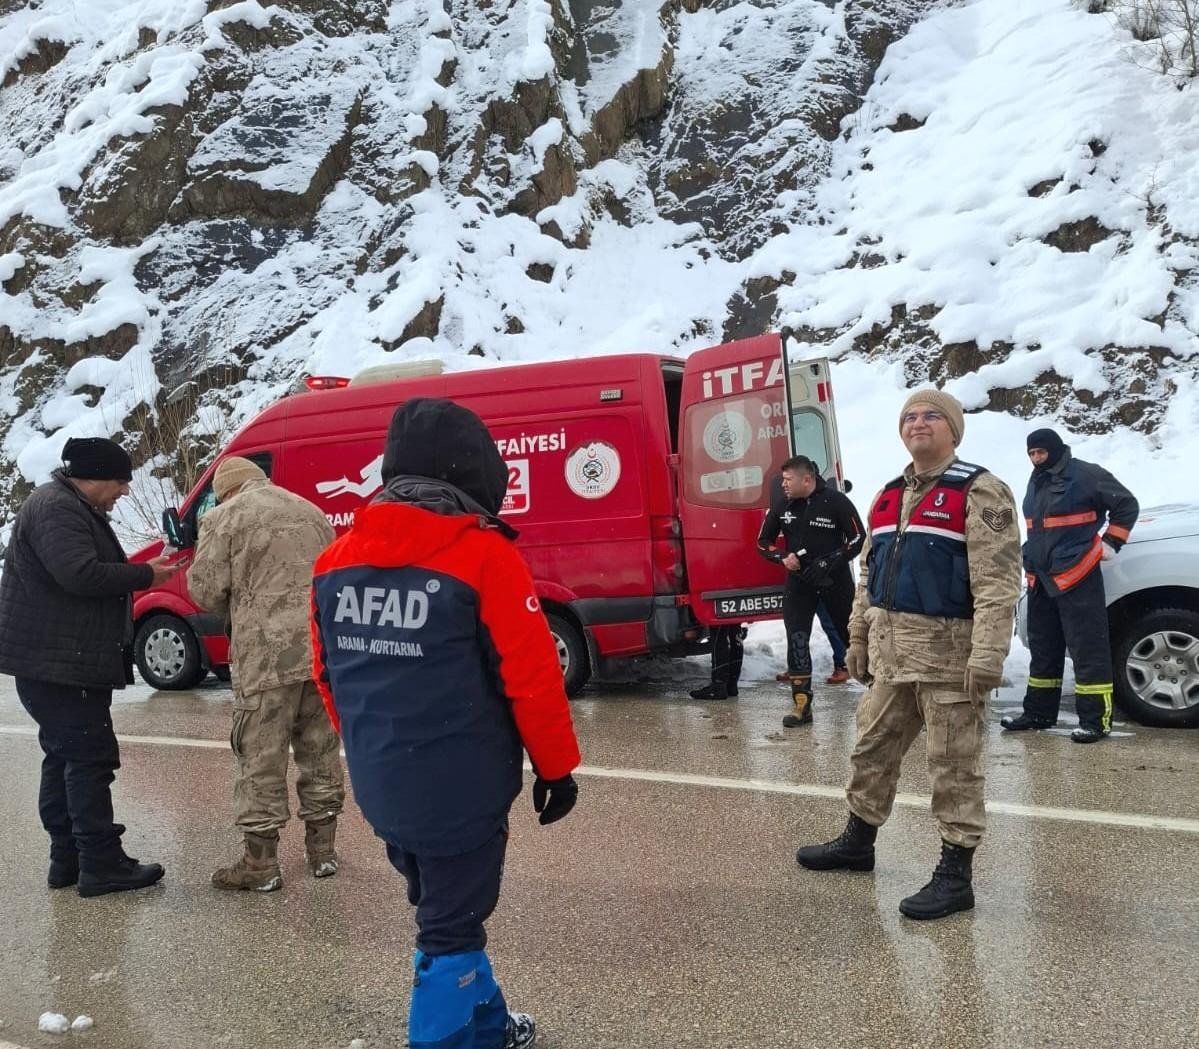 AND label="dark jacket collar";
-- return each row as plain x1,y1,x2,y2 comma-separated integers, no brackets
51,468,111,520
375,475,518,540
